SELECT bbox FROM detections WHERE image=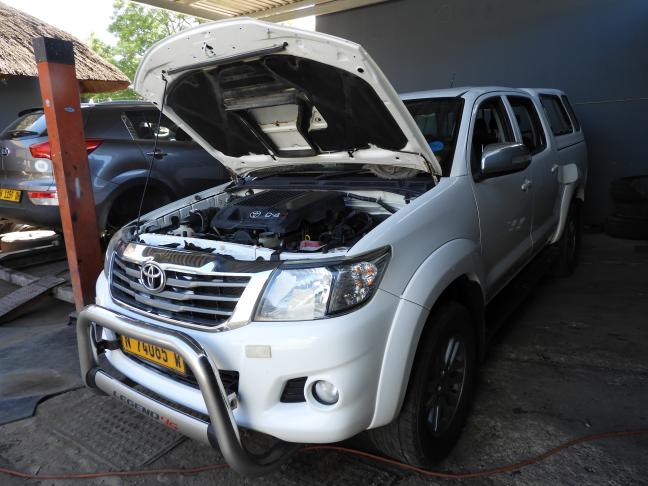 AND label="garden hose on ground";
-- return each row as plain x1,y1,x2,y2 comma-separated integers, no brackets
0,427,647,481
